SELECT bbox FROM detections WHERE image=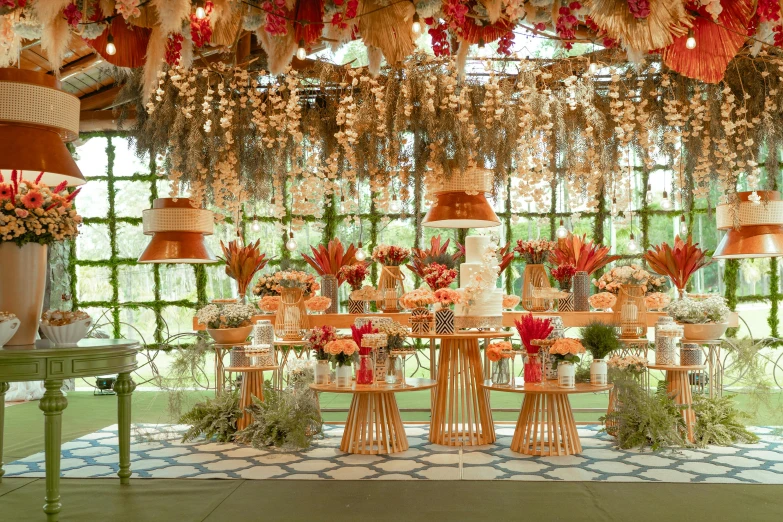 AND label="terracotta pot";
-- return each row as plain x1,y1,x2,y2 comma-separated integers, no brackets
207,325,253,345
682,323,728,341
0,242,47,345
